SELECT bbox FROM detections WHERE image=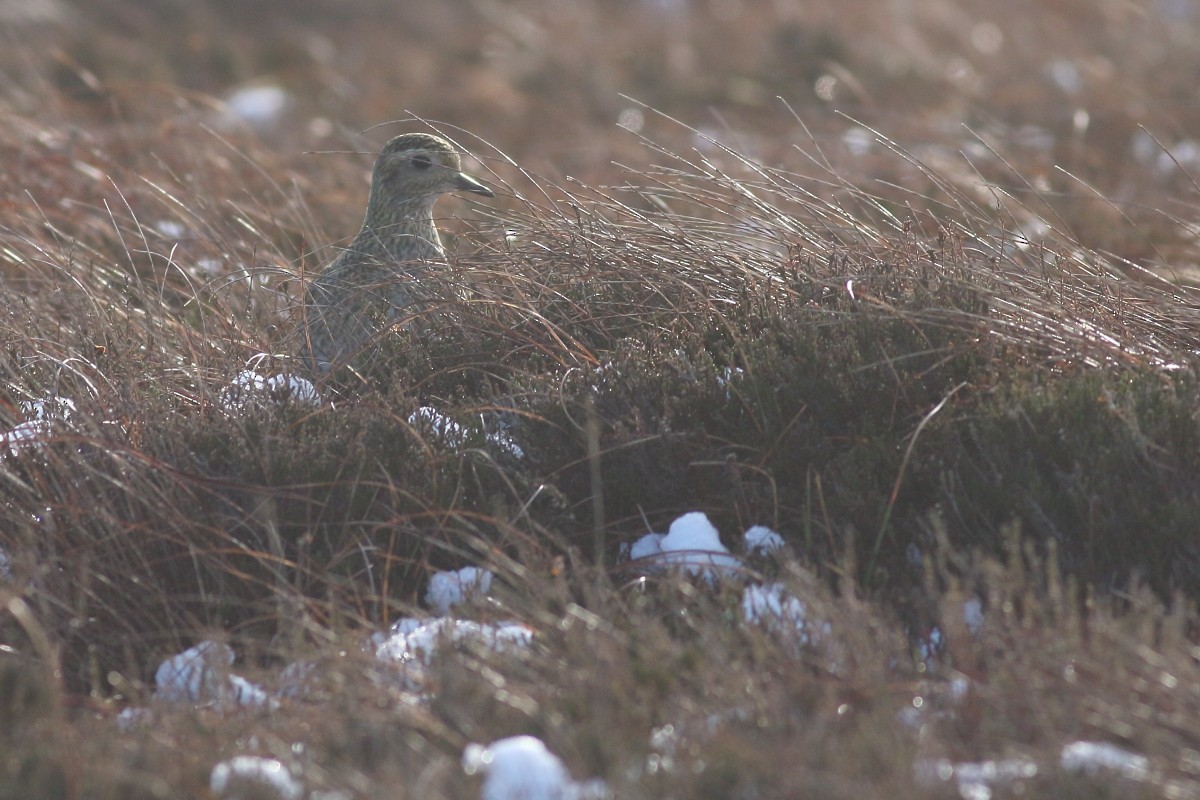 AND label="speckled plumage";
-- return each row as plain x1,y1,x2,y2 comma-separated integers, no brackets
302,133,493,371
